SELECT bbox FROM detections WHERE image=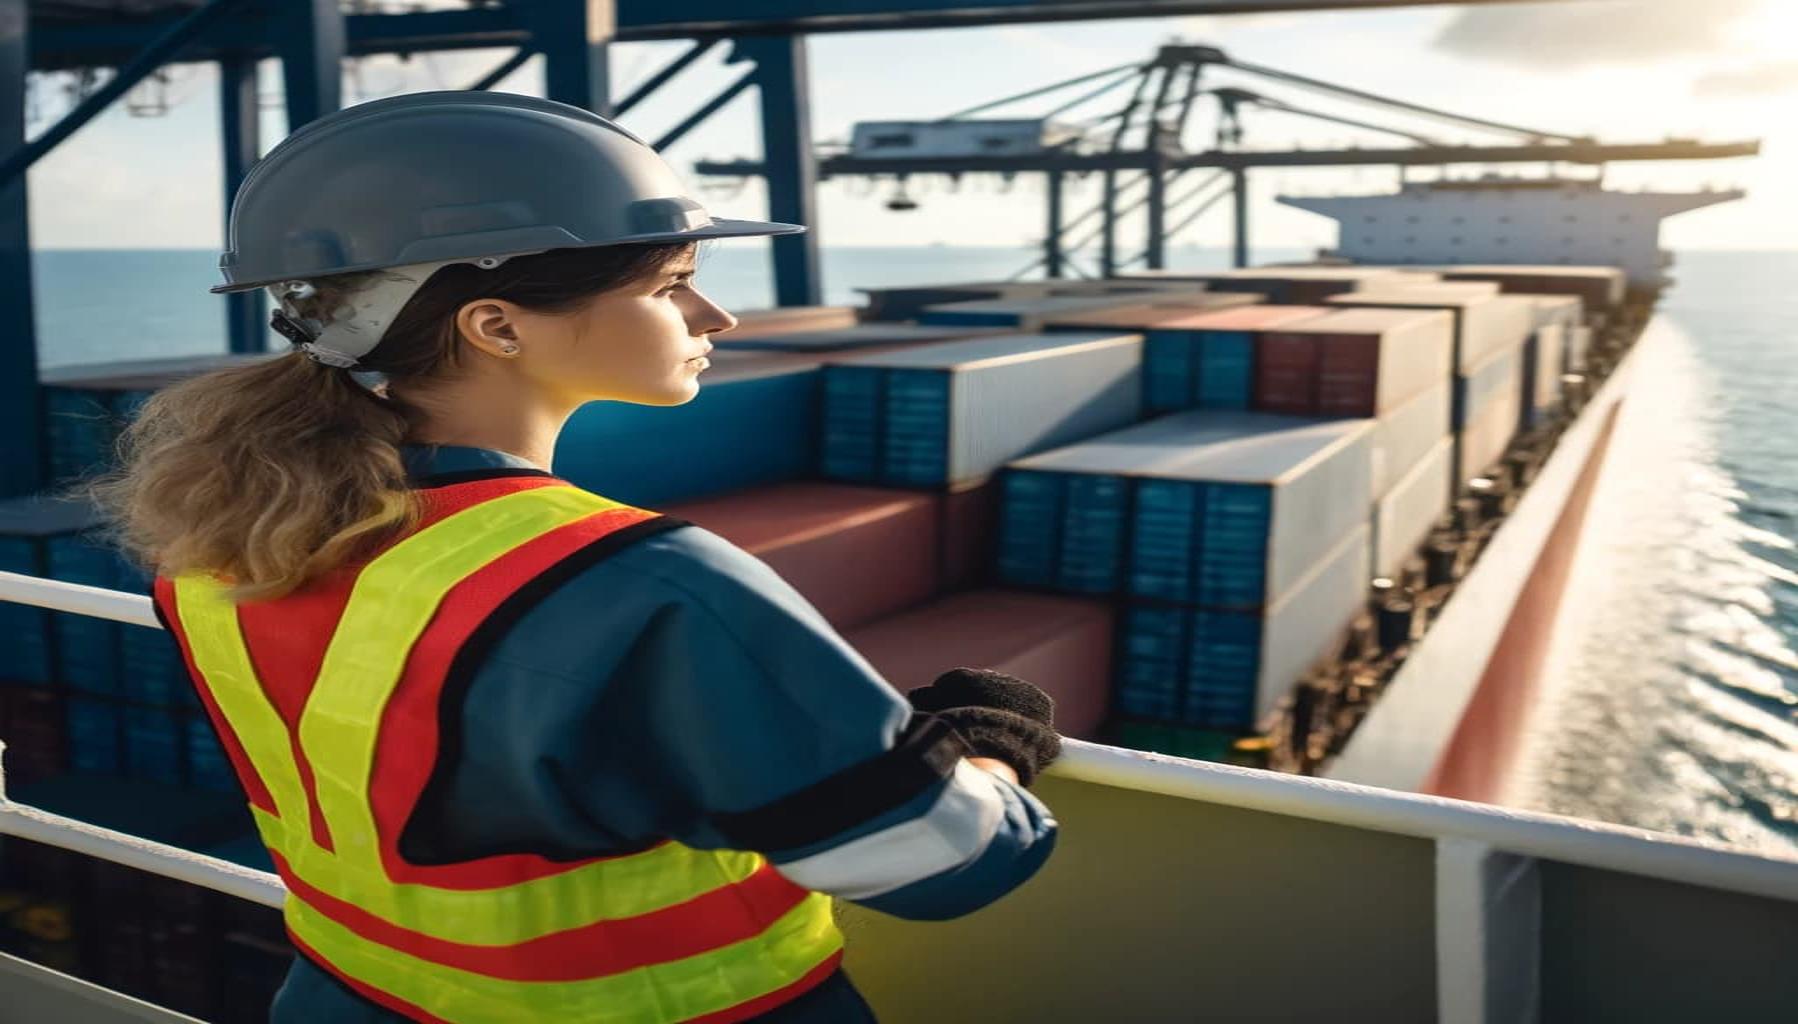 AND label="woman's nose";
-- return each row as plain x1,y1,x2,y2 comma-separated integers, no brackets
688,290,739,336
